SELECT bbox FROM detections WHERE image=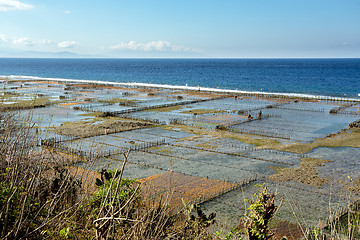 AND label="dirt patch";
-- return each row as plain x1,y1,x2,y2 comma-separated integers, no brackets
341,177,360,195
199,114,246,124
146,105,185,113
270,221,304,240
52,119,153,138
59,102,84,106
183,91,227,98
65,166,101,194
273,129,360,154
262,97,292,104
31,81,65,85
140,171,237,209
268,157,332,187
0,97,53,111
29,148,80,167
98,98,138,104
164,125,282,149
195,142,218,150
180,108,226,115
